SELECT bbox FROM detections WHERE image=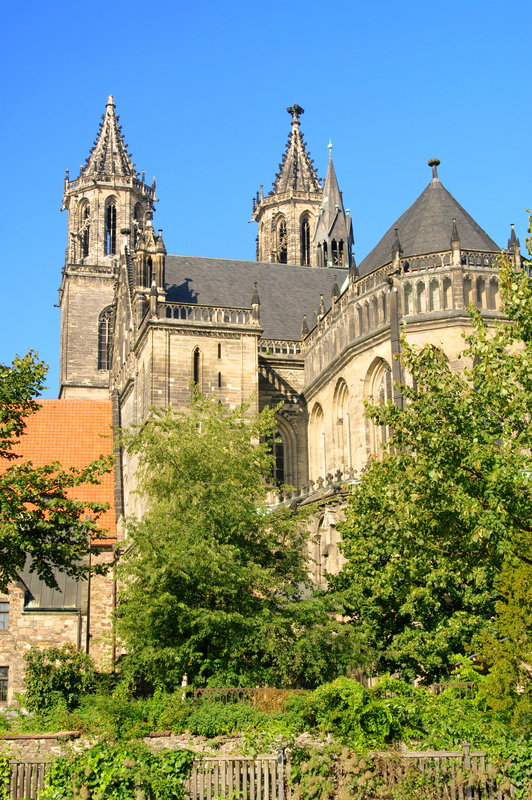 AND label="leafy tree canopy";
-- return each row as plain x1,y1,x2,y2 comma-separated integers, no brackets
115,392,364,689
334,241,532,682
0,351,113,591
